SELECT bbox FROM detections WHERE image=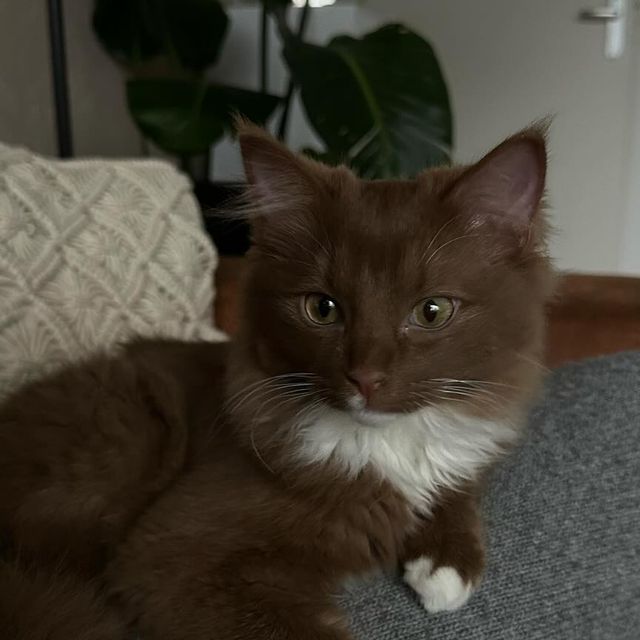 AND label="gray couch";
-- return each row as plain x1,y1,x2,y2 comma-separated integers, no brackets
344,351,640,639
